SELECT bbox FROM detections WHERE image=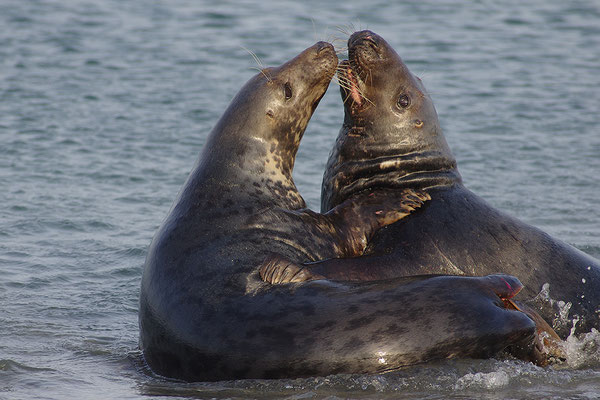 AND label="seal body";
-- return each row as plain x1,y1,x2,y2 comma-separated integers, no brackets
321,30,600,335
139,42,537,382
